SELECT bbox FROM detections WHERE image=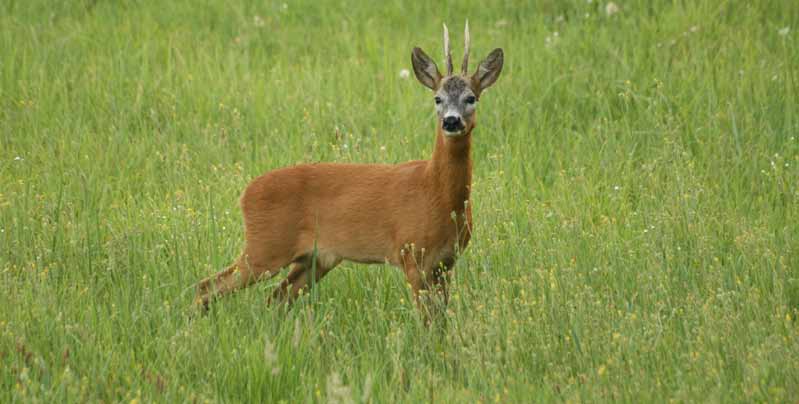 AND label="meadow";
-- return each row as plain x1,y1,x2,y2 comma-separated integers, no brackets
1,0,798,402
